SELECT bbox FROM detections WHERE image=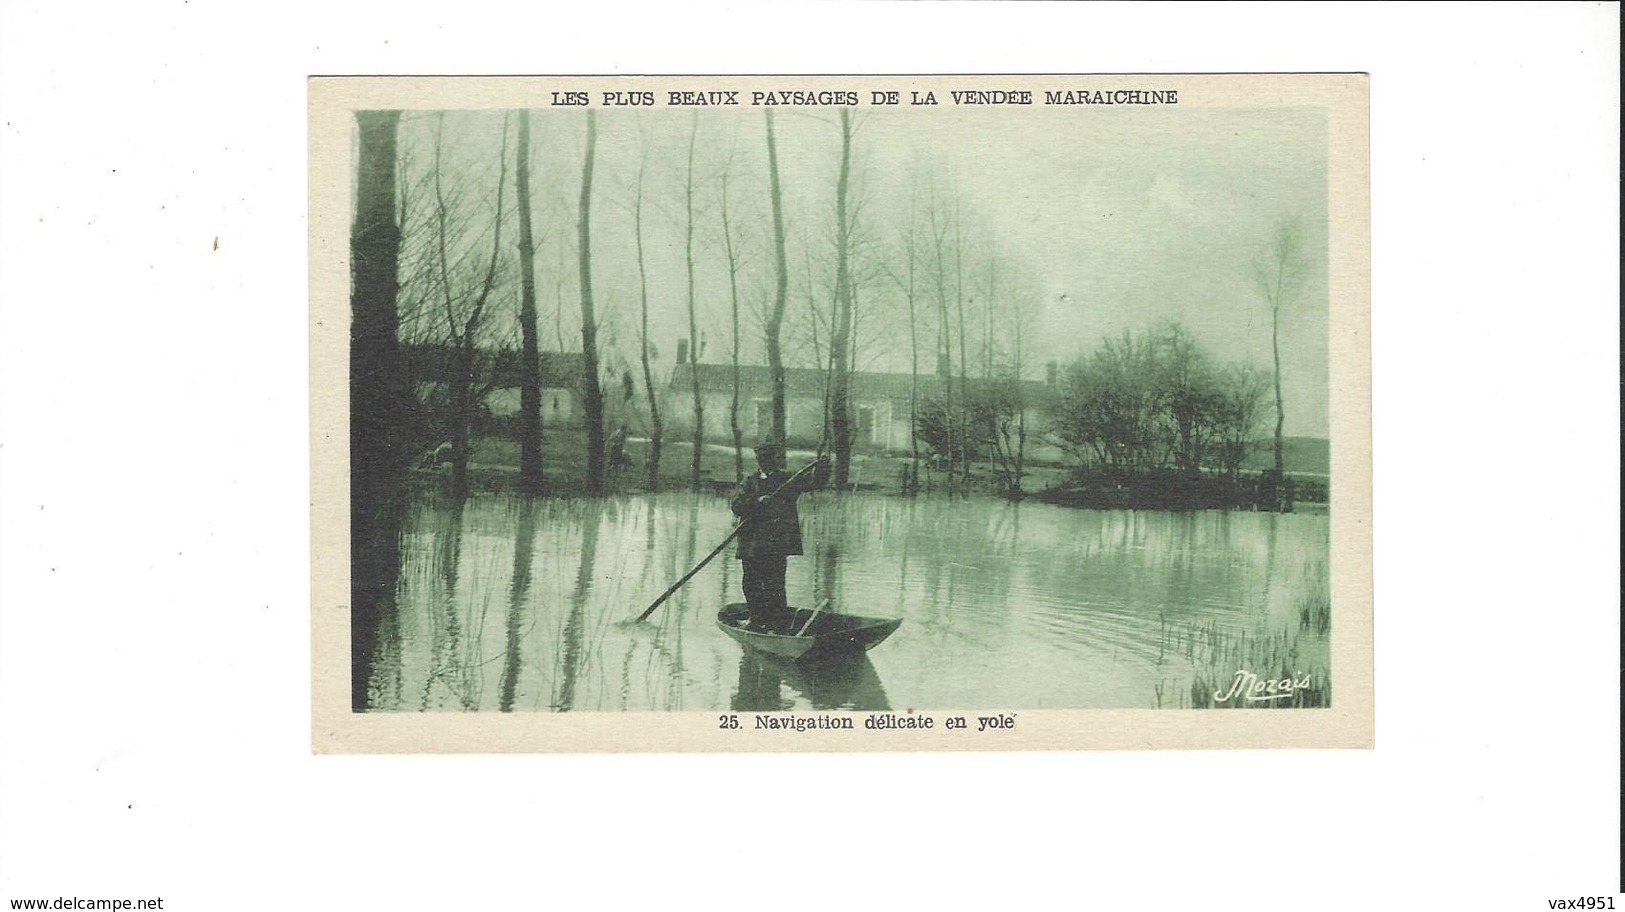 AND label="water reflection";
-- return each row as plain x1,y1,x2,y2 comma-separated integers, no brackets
731,651,891,712
372,492,1330,711
732,652,791,713
353,482,407,712
424,496,468,710
552,500,601,712
498,499,537,712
